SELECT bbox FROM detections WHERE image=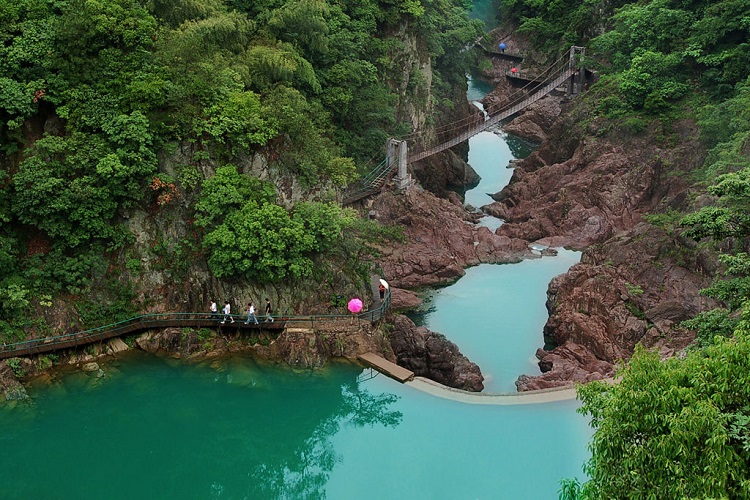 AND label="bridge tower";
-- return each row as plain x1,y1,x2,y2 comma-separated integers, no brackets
386,138,413,190
566,46,586,97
